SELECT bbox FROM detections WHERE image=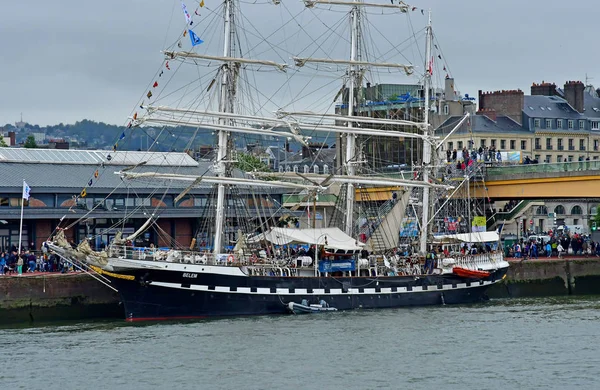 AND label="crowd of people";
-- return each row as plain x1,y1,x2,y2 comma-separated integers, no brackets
507,232,599,259
0,243,73,276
